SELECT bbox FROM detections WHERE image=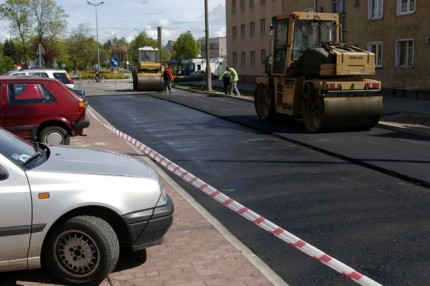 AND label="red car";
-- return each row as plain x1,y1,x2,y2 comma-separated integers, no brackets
0,76,89,145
